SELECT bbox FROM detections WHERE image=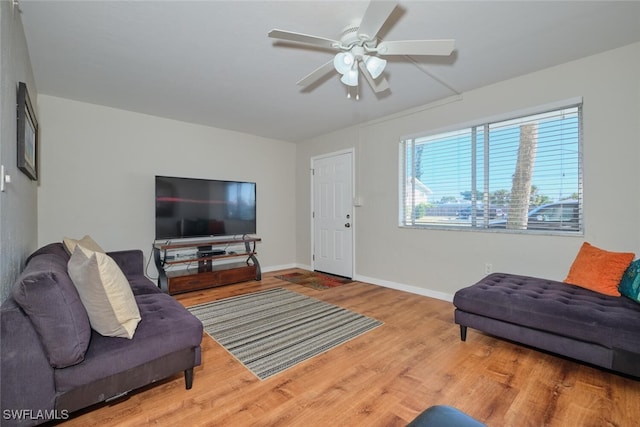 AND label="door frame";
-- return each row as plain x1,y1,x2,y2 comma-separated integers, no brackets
310,148,356,278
